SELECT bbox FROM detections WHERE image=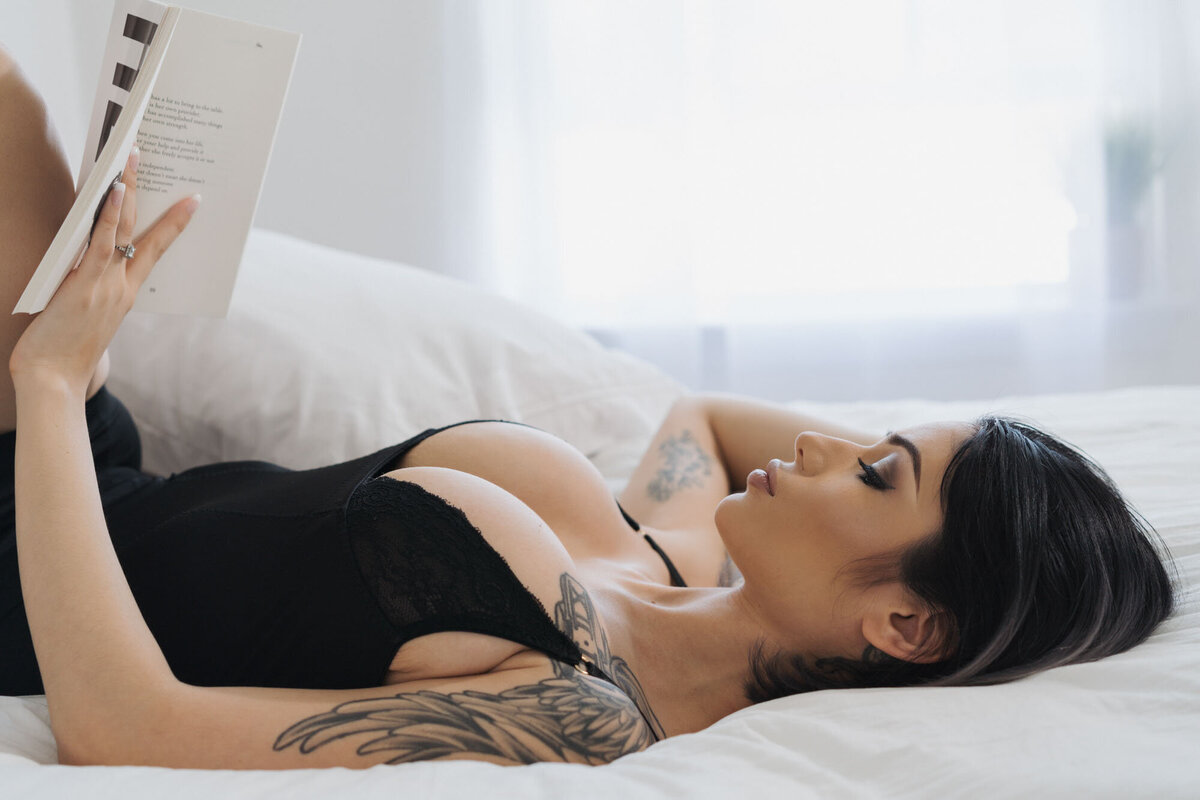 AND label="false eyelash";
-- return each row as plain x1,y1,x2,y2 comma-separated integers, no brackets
857,458,891,490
